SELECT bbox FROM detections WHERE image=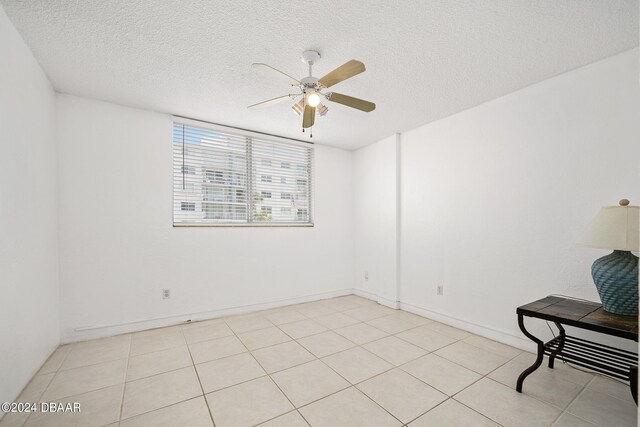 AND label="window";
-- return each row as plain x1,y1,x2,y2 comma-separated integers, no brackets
173,121,313,226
